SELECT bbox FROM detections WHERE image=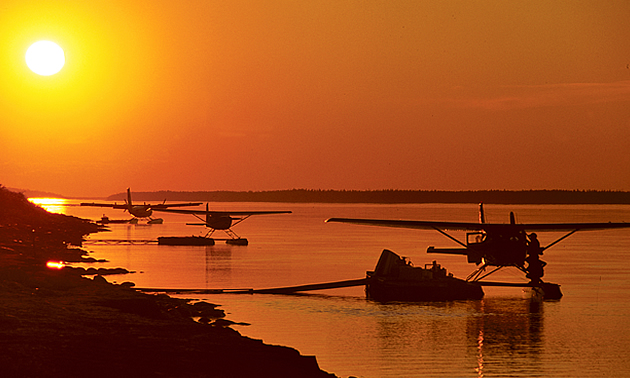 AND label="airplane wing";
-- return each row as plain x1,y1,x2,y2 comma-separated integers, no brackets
149,202,202,209
325,218,486,231
325,218,630,232
515,222,630,231
80,202,202,209
153,208,292,216
80,202,129,209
